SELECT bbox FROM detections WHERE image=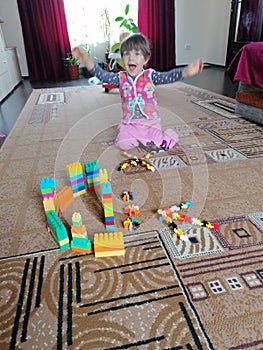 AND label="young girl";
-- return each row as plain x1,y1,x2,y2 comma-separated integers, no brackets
72,33,203,152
